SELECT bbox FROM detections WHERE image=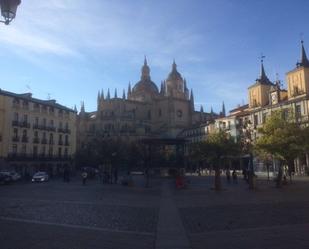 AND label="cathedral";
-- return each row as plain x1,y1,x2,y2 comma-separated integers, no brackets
77,58,222,149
